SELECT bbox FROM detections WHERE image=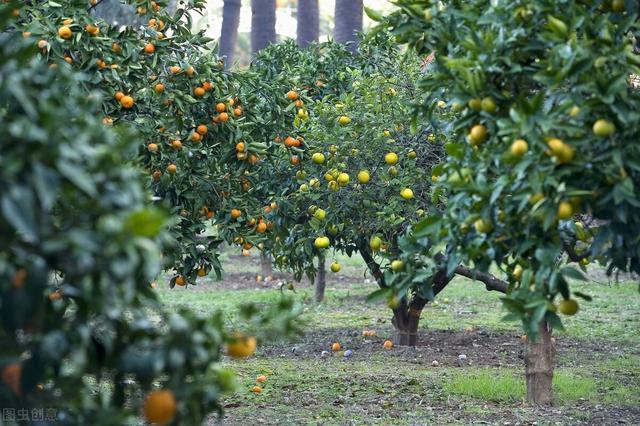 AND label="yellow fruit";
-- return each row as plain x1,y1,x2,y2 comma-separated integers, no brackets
331,342,341,351
437,100,446,108
612,0,625,12
474,219,493,234
400,188,414,200
313,208,326,220
391,260,404,272
383,340,394,349
143,390,177,425
314,236,330,249
387,295,400,309
250,385,262,393
312,153,325,164
357,170,370,184
547,138,564,155
529,192,545,205
58,25,72,39
557,202,573,220
592,119,615,137
513,264,523,280
510,139,528,157
569,106,580,117
481,97,497,113
369,236,382,251
226,333,257,358
468,124,488,146
407,150,417,159
385,152,398,165
330,262,341,273
256,375,267,383
468,98,482,111
337,173,350,186
558,299,579,315
338,115,351,125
